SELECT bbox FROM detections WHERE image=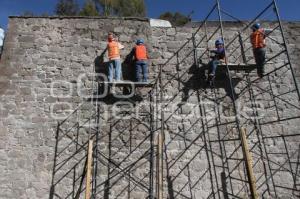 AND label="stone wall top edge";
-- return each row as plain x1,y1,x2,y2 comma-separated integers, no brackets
7,17,300,28
186,20,300,27
8,16,150,22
